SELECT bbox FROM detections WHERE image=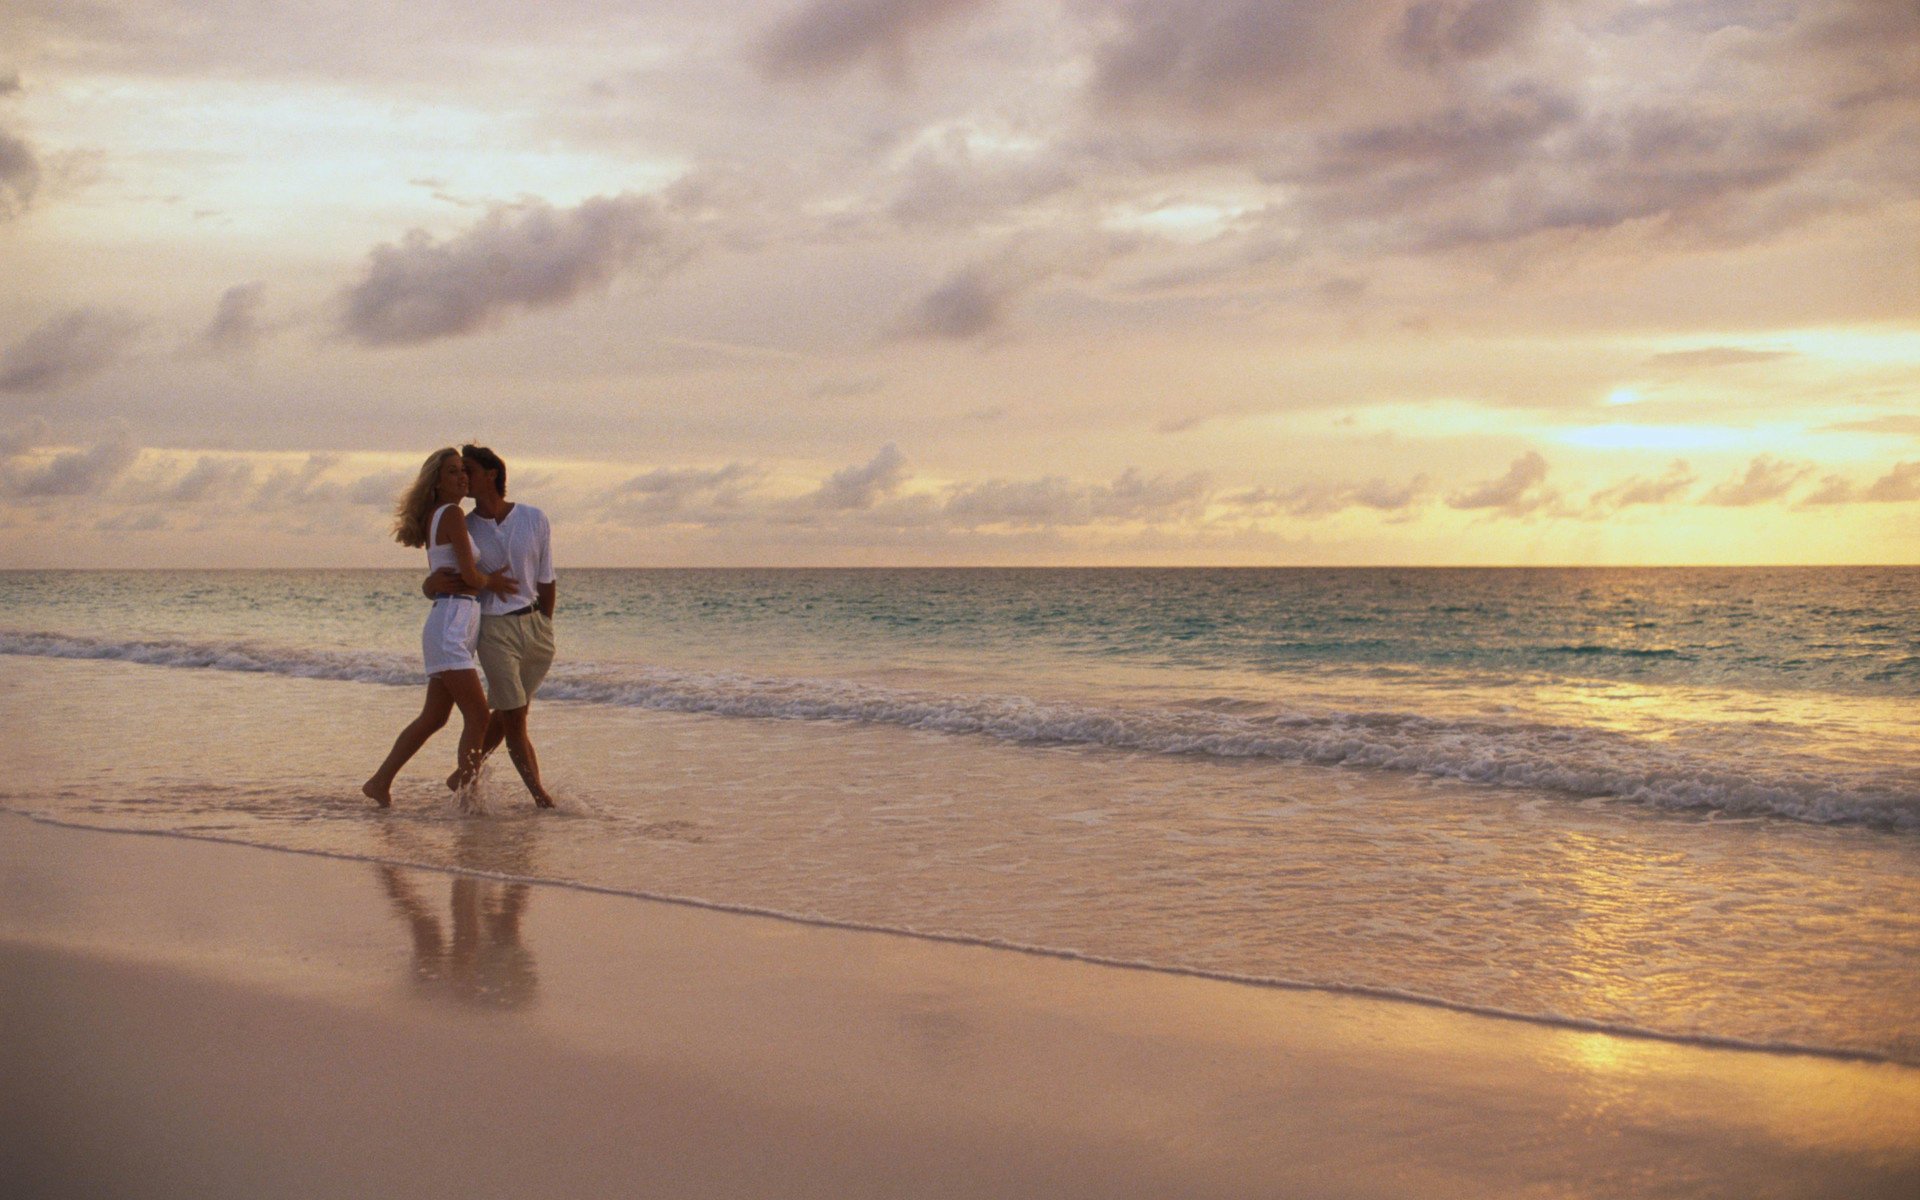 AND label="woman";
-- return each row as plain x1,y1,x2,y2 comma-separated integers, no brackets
363,448,517,807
